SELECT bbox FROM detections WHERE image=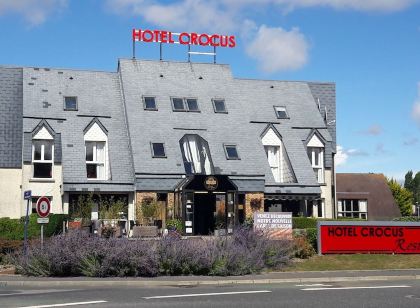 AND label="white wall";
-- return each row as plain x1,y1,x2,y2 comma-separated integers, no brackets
319,169,333,218
0,168,22,218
